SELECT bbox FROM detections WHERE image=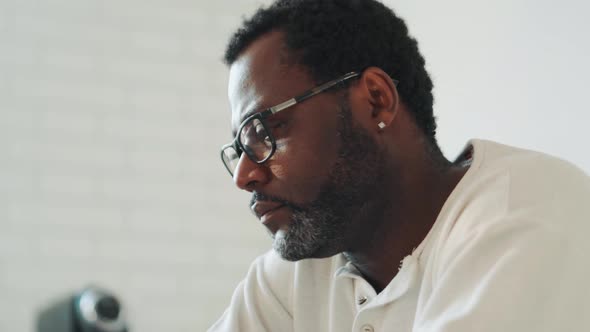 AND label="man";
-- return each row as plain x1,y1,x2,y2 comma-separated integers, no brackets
209,0,590,331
